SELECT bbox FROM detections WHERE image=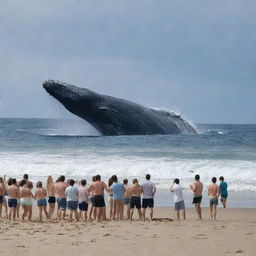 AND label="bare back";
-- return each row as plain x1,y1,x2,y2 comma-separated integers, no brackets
20,187,32,198
35,188,47,199
54,182,68,198
193,181,203,196
208,183,219,198
7,185,19,199
91,181,107,196
130,184,141,197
